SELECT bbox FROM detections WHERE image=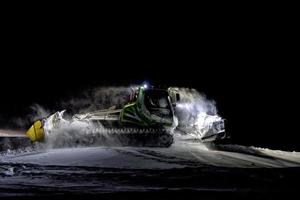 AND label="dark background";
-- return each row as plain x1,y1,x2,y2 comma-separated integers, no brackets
0,14,298,151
